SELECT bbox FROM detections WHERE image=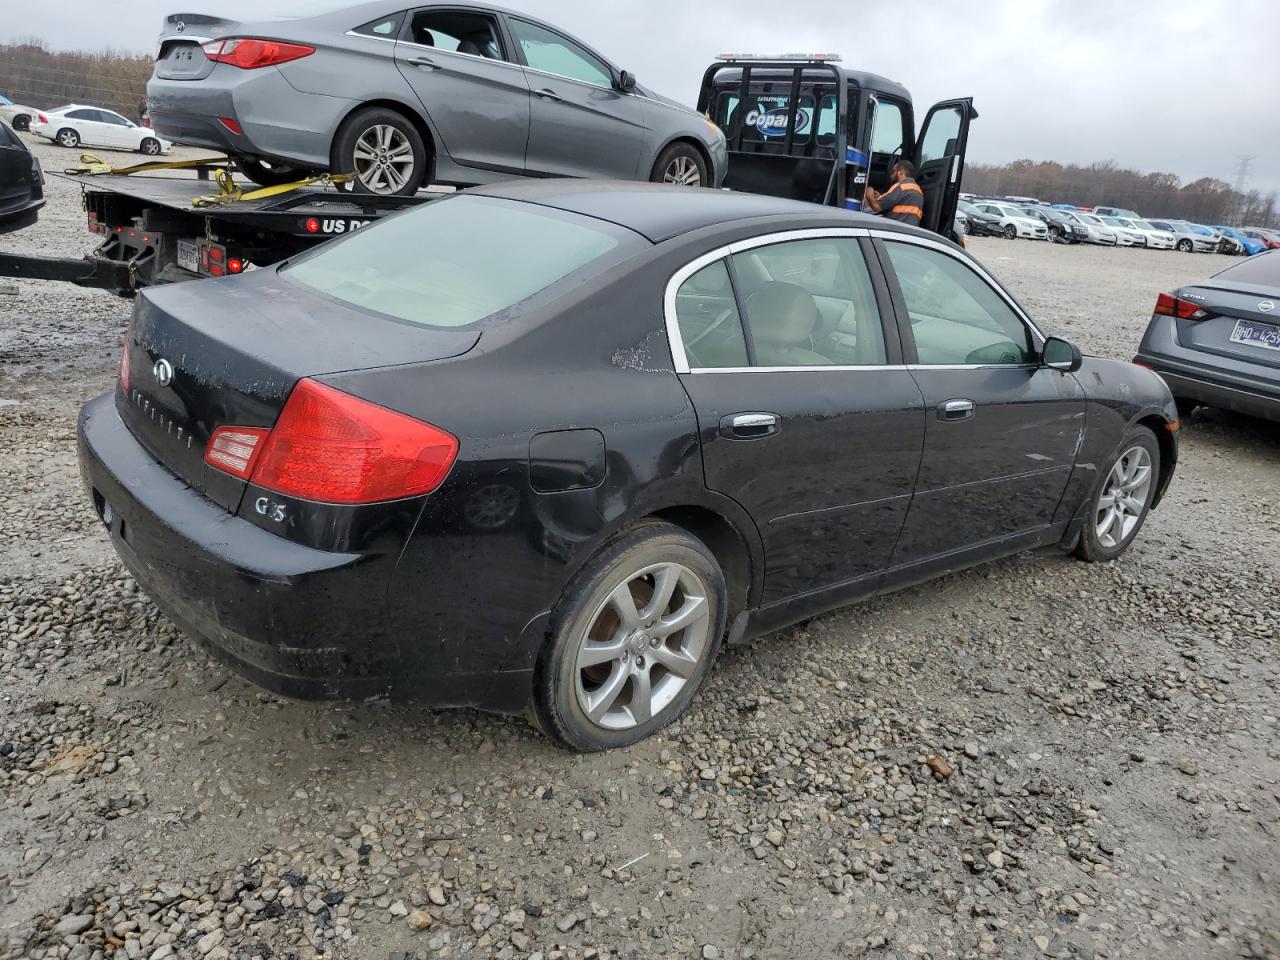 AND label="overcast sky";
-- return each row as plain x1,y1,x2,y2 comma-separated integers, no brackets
5,0,1279,195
